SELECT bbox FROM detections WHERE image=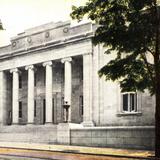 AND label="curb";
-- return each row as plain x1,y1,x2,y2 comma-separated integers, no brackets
0,146,156,160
